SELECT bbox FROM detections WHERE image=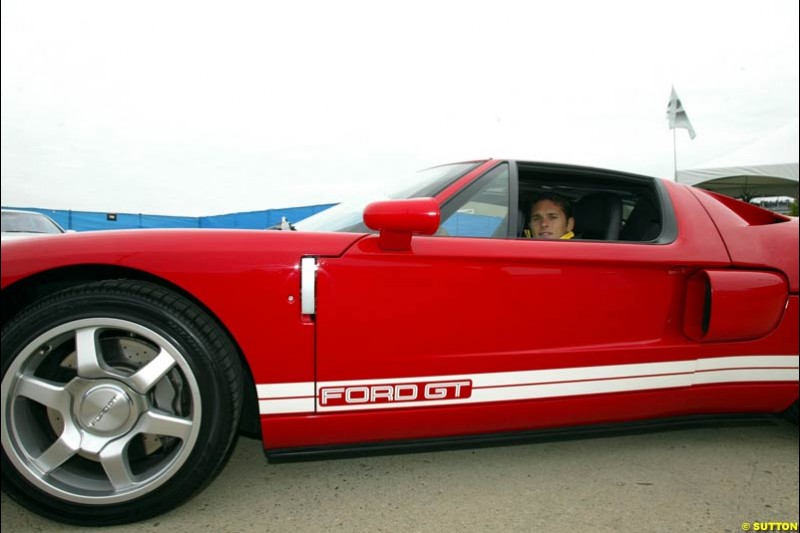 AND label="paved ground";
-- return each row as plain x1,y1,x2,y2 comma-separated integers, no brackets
2,419,798,533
